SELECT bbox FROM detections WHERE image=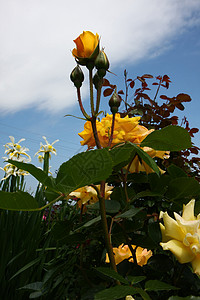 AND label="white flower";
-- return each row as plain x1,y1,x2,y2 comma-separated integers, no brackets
1,136,31,180
3,136,31,163
0,163,29,180
35,136,59,162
